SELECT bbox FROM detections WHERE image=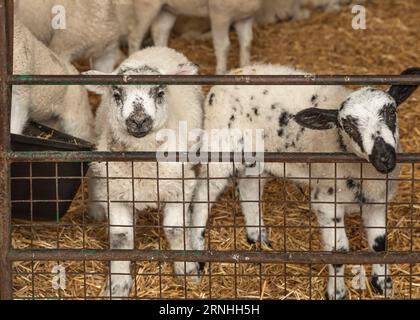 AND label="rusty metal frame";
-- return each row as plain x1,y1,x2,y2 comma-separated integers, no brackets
1,0,419,300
